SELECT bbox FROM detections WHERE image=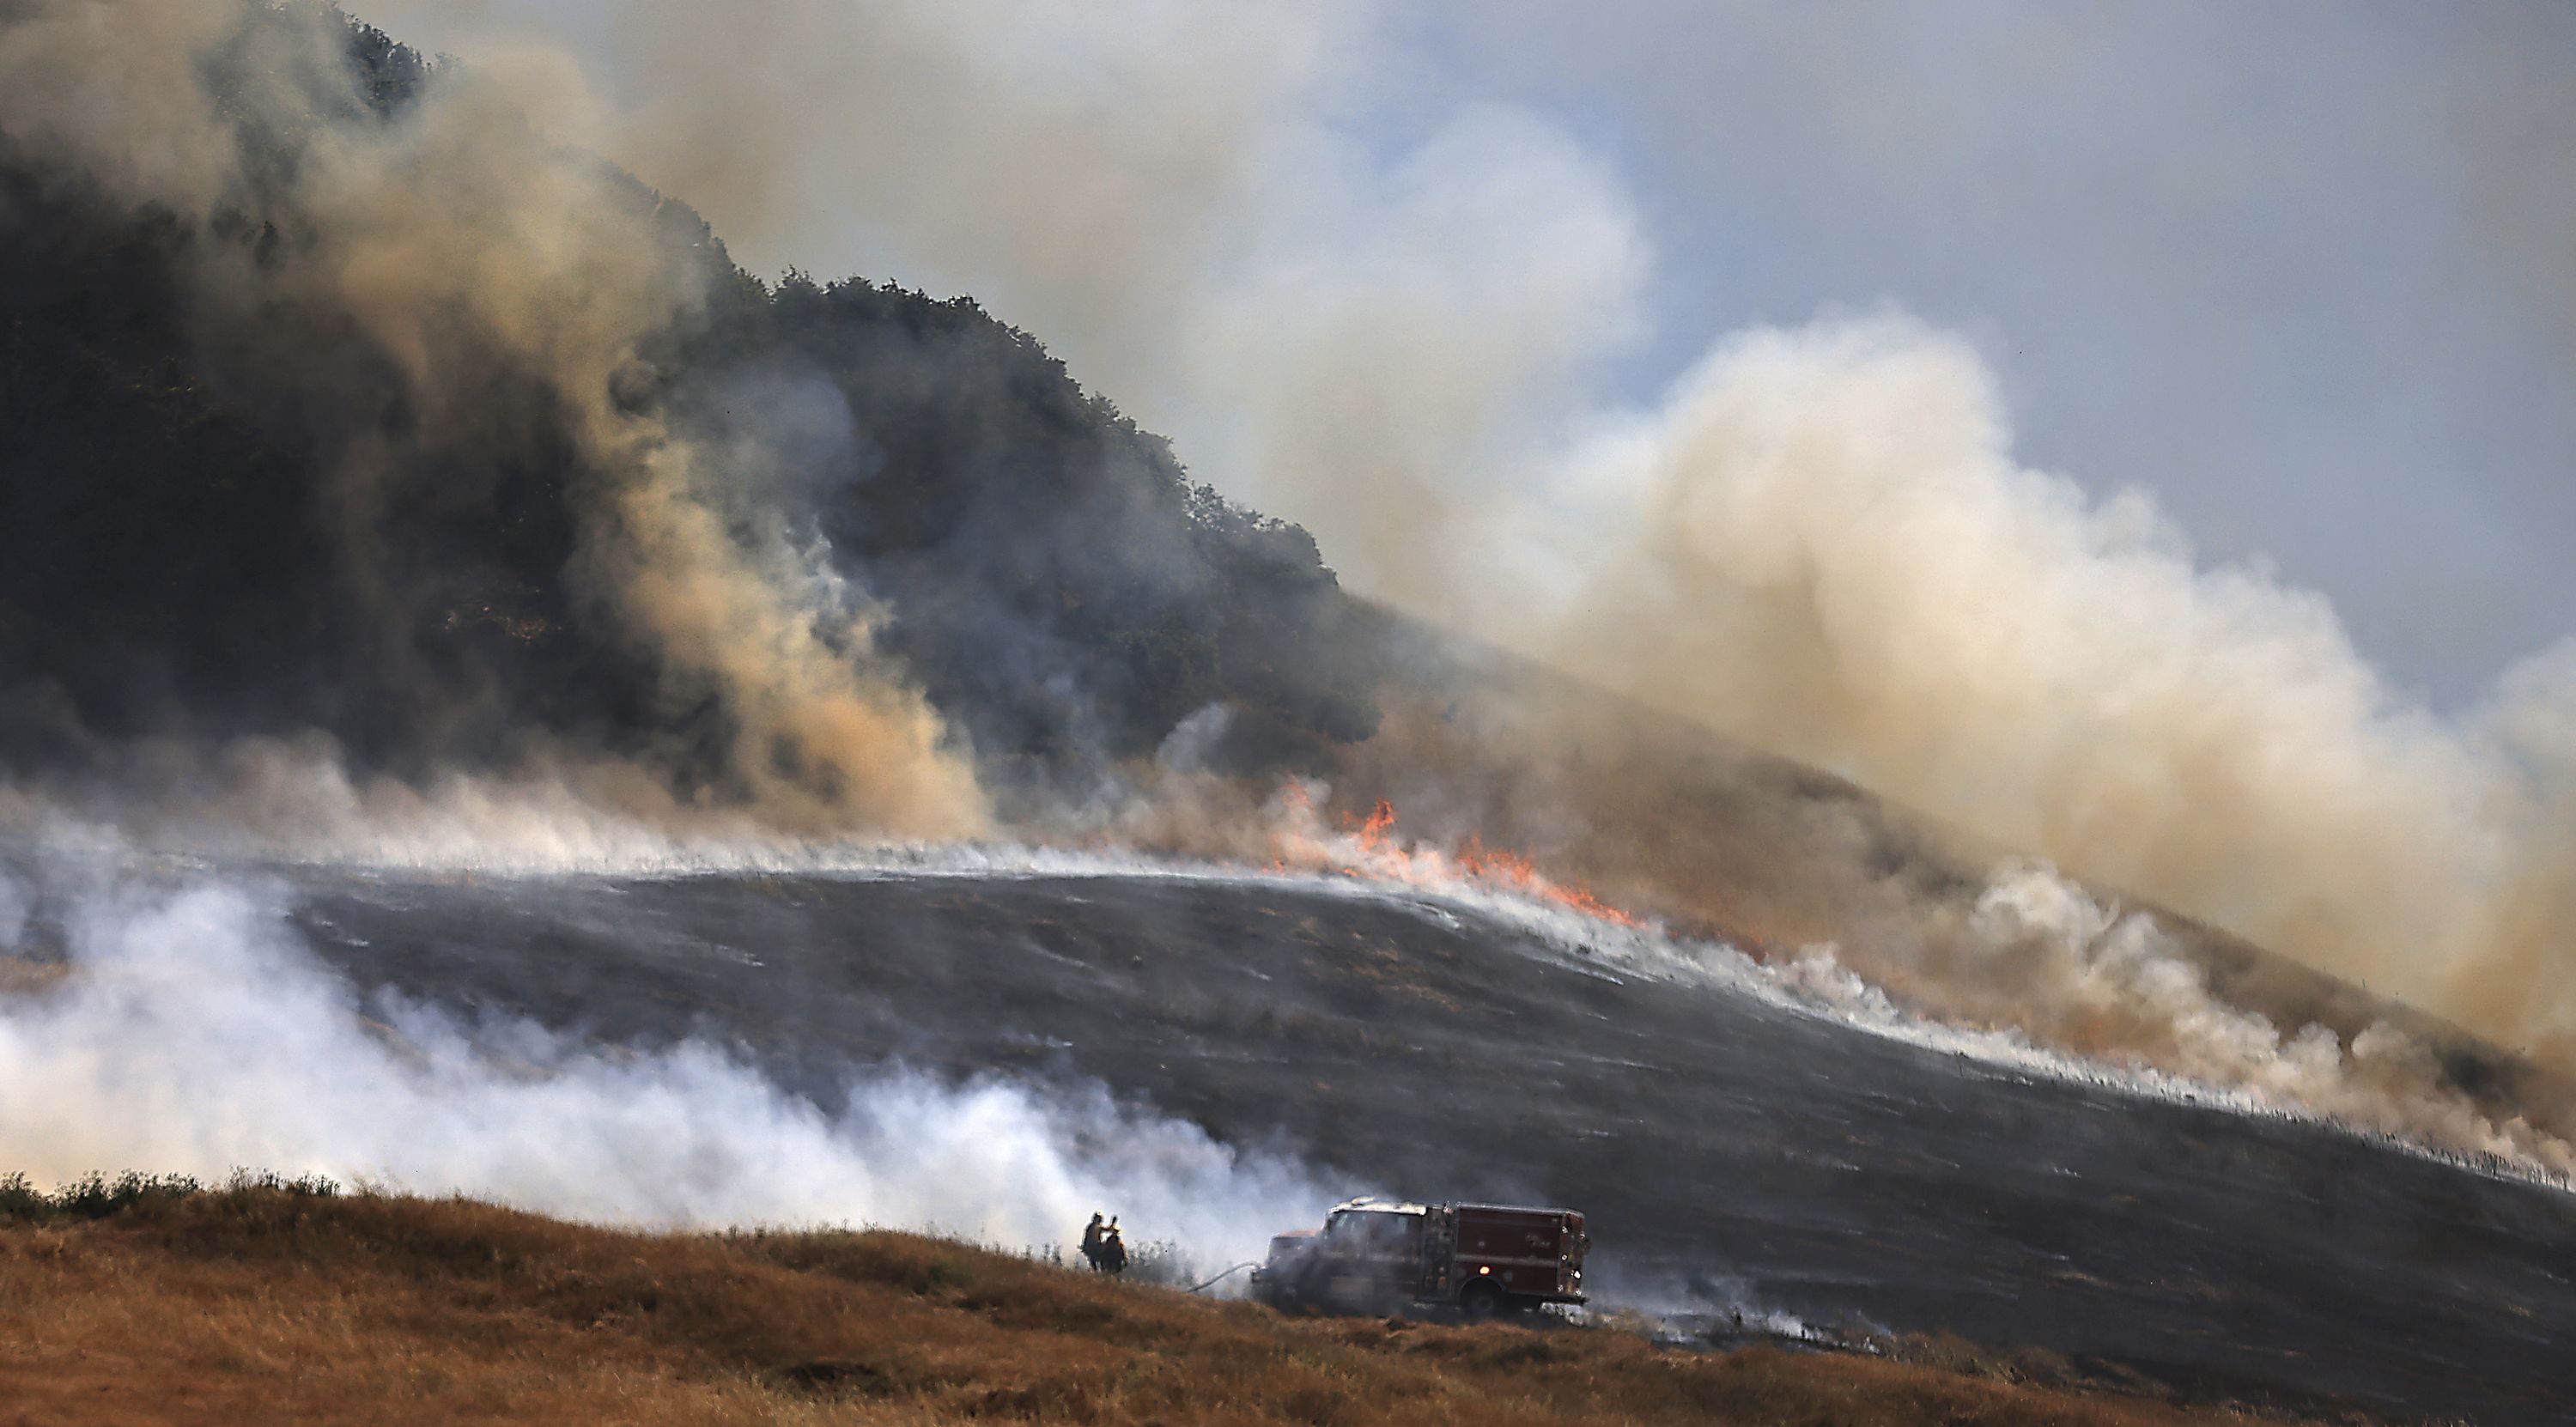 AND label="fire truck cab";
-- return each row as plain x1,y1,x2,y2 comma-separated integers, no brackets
1250,1196,1588,1318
